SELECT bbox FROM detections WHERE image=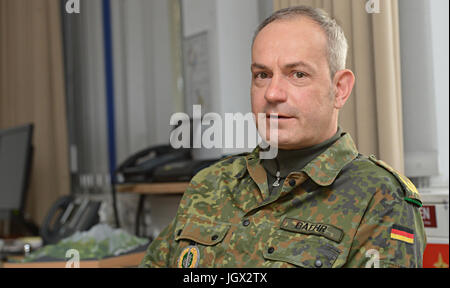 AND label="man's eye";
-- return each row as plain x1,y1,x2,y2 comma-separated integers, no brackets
255,72,268,79
293,72,306,79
